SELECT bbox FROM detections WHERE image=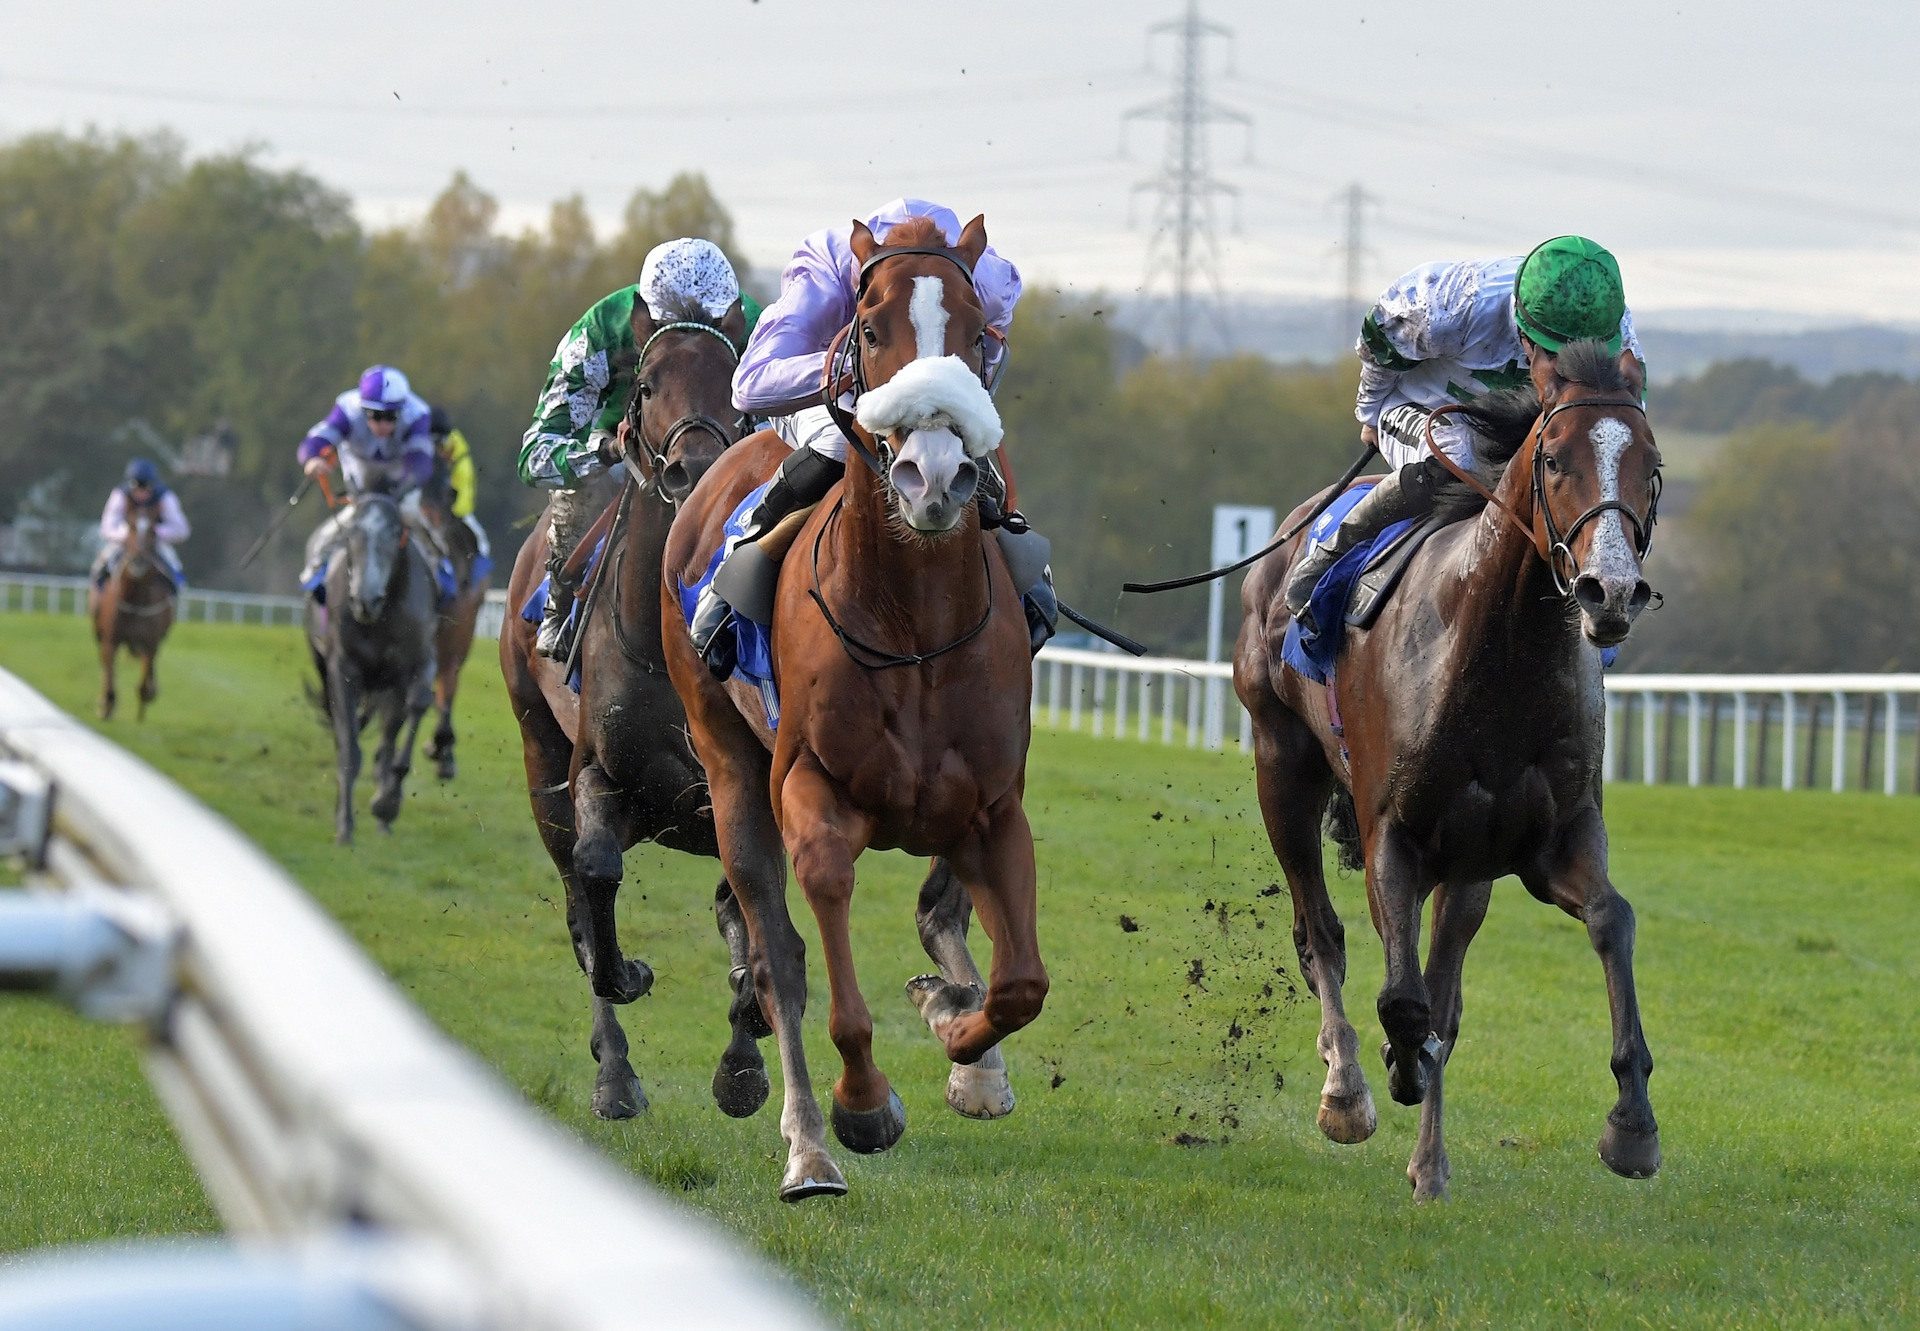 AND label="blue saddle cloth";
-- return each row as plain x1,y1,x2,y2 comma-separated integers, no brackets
518,533,610,693
1280,483,1618,684
676,480,781,730
303,554,461,611
1281,483,1414,685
